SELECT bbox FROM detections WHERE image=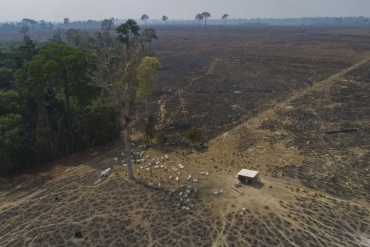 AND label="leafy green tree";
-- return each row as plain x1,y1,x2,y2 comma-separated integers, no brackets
0,90,21,116
202,12,211,29
141,14,149,27
137,56,161,116
115,19,140,47
20,18,37,40
50,28,66,44
16,44,93,126
0,51,14,88
22,18,37,27
18,40,36,65
0,68,13,89
19,26,30,42
0,91,23,172
0,113,23,171
196,14,204,26
222,14,229,25
162,16,168,25
141,28,158,52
